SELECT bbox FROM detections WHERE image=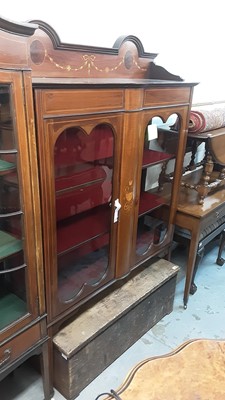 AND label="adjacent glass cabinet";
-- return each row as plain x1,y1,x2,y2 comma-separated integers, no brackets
0,74,41,336
0,70,50,399
0,84,27,331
